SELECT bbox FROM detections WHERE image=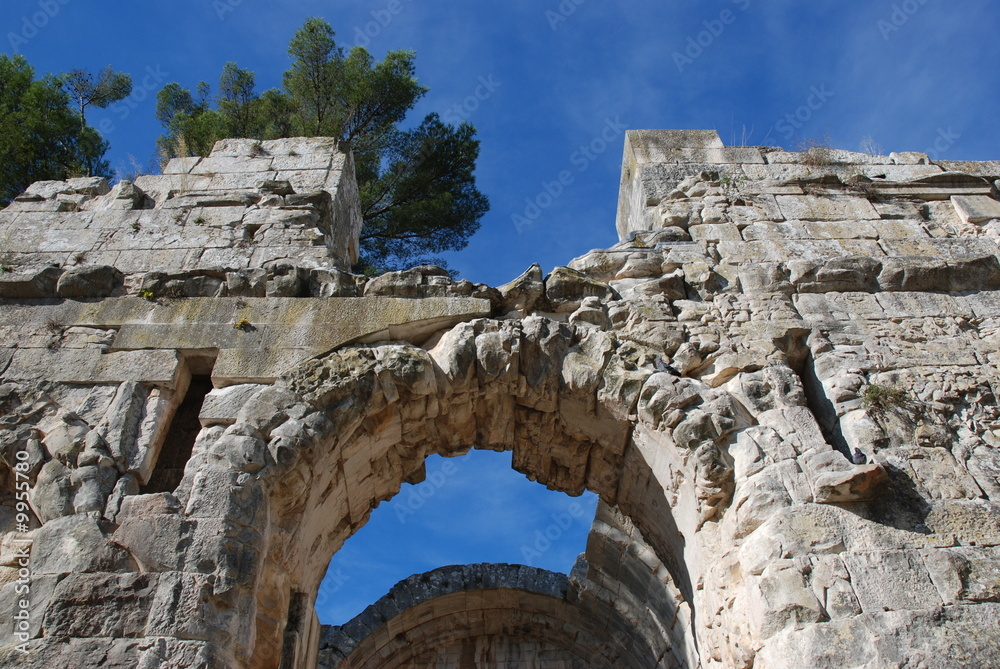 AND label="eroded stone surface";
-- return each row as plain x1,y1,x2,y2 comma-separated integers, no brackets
1,130,999,669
